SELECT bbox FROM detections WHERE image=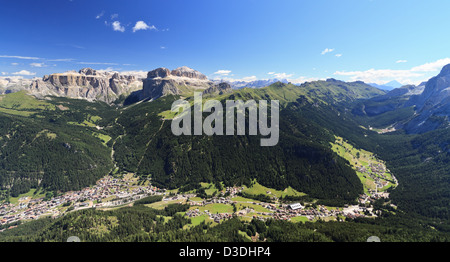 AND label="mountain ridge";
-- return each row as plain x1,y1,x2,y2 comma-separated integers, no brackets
23,68,144,103
354,64,450,133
